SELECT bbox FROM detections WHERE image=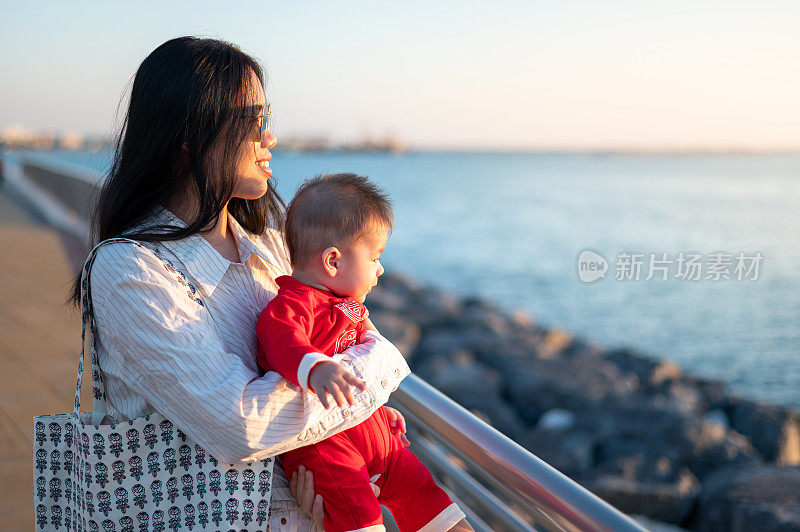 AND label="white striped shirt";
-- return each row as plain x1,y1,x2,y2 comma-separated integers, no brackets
89,208,410,524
